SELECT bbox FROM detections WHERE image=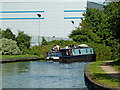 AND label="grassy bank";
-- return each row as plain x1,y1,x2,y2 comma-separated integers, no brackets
2,55,38,59
110,59,120,71
89,60,119,88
